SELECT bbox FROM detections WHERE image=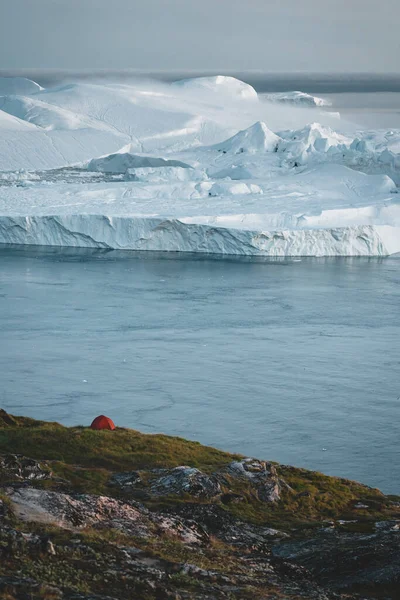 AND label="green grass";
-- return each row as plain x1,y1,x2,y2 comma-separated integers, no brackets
0,411,399,529
0,414,239,472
